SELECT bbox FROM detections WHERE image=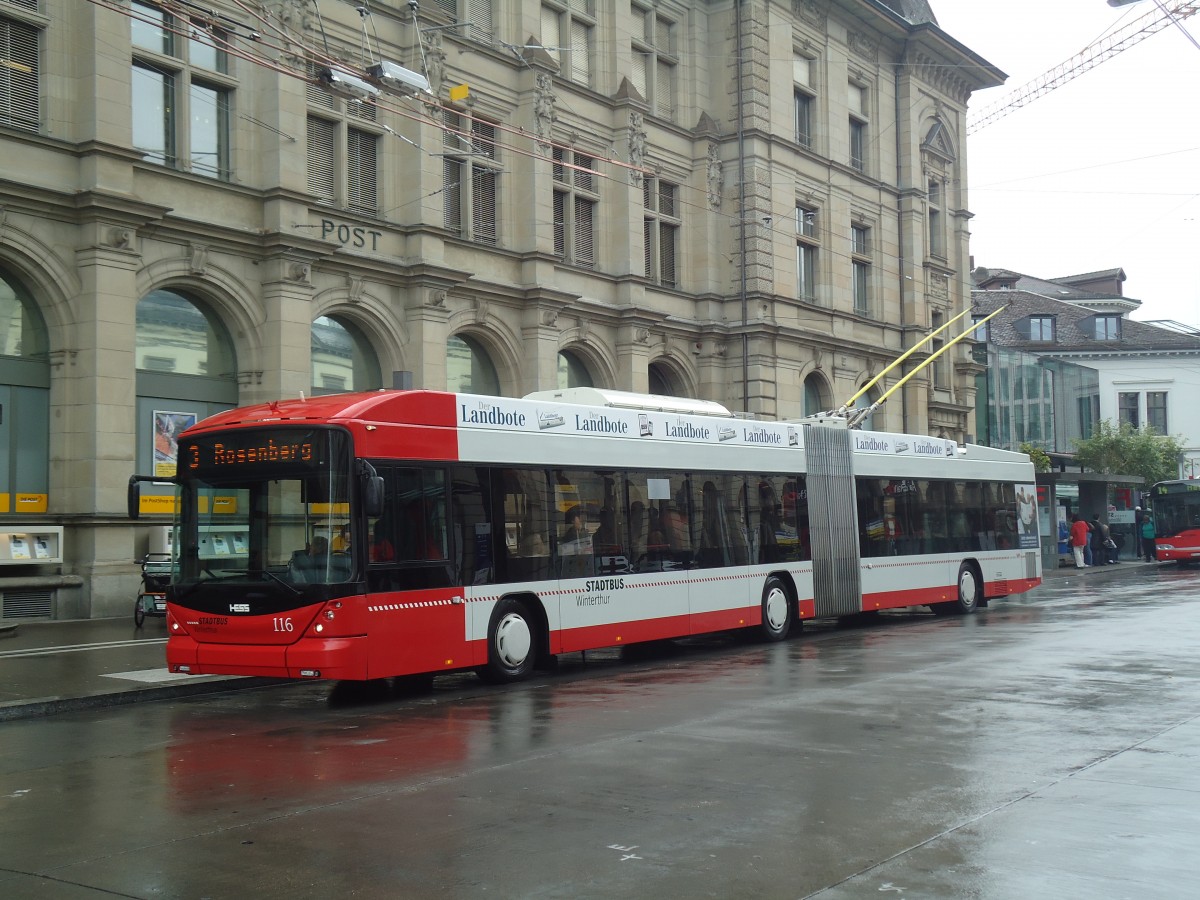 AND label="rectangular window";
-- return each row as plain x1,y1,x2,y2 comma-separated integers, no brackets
132,6,237,178
131,1,174,55
542,3,593,85
928,178,944,258
931,311,947,390
644,177,679,287
132,62,177,166
189,82,229,179
1095,315,1121,340
793,54,814,147
189,24,229,74
1029,316,1055,342
1147,391,1167,434
796,205,817,301
632,2,678,120
848,83,867,172
851,225,870,316
0,14,39,131
1119,392,1140,428
971,314,989,343
552,147,598,267
443,112,502,244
